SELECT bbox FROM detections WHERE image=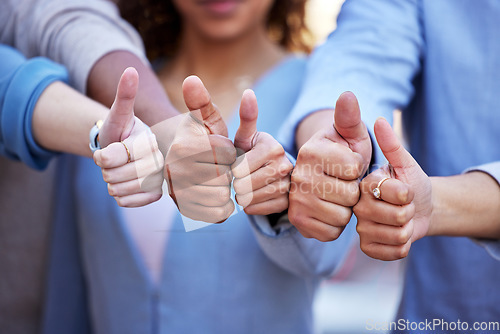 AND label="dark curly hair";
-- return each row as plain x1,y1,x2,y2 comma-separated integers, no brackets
118,0,312,61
